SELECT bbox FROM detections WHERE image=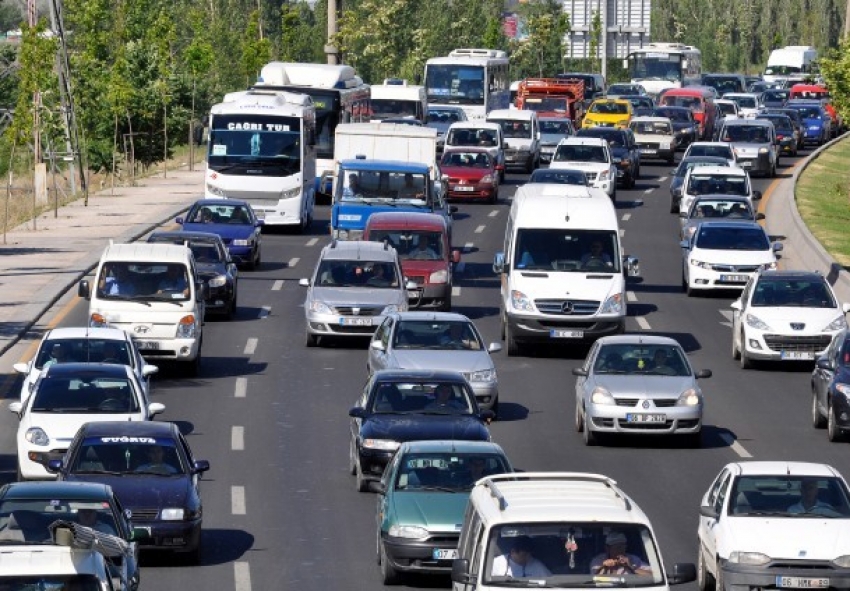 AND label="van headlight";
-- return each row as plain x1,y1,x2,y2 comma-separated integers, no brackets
825,315,848,332
591,387,615,405
232,239,250,246
677,388,700,406
25,427,50,446
389,525,429,539
729,552,770,566
833,555,850,568
510,290,534,312
160,508,185,521
600,293,624,315
429,270,448,284
758,147,769,154
209,275,227,288
177,315,197,338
